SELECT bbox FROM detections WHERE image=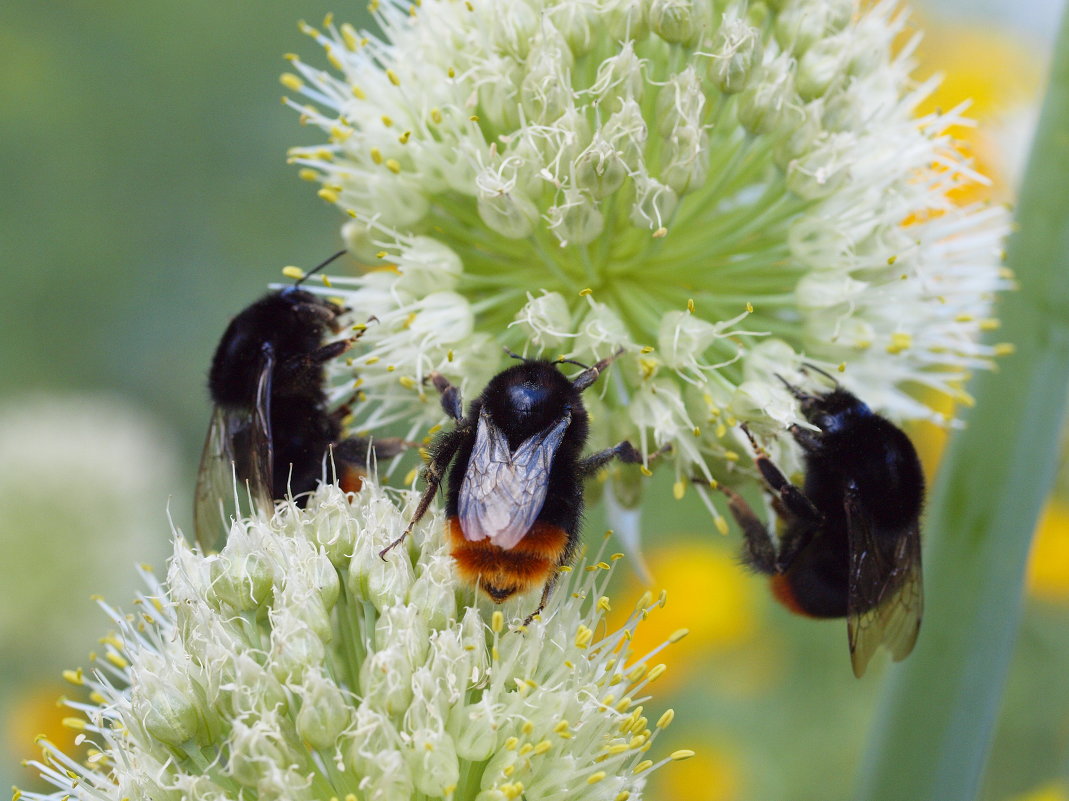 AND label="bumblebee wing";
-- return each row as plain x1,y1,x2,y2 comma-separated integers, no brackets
193,349,276,552
457,409,571,550
845,485,924,677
